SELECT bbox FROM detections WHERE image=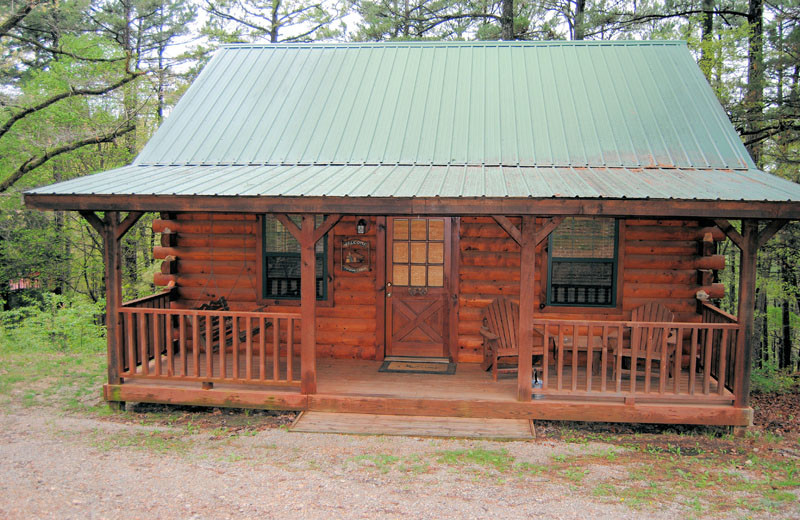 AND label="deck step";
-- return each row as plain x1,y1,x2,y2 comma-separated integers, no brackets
289,411,534,439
